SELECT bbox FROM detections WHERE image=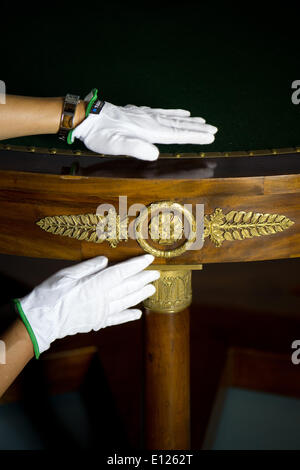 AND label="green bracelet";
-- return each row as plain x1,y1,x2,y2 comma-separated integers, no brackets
67,88,98,145
13,299,40,359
